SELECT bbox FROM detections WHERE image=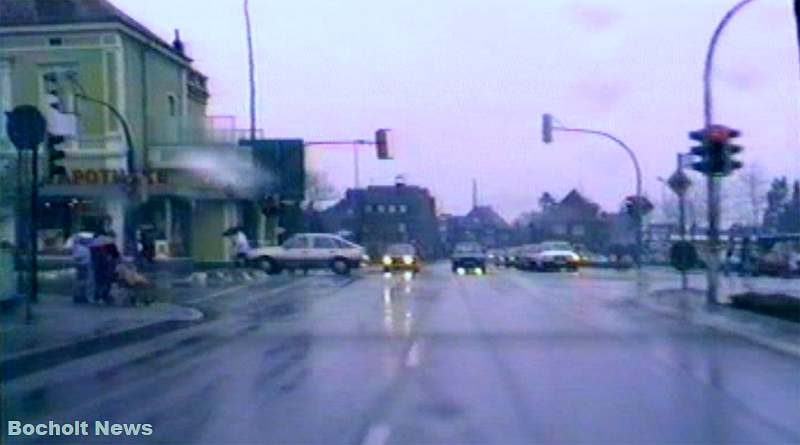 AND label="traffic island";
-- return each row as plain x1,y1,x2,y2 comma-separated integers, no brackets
643,288,800,357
